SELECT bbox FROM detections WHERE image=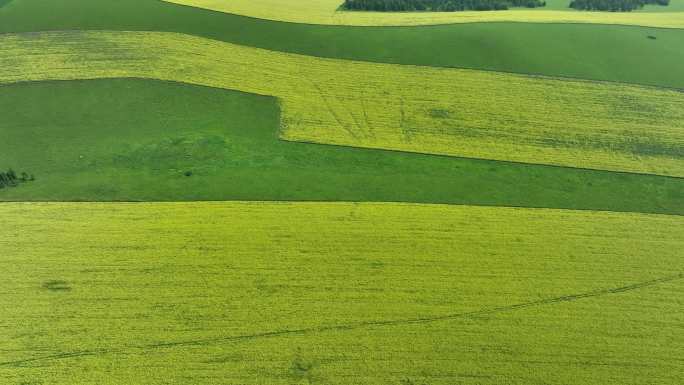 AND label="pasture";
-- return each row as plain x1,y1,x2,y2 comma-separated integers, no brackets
1,31,683,177
163,0,684,27
1,202,683,385
1,78,682,214
1,0,684,89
